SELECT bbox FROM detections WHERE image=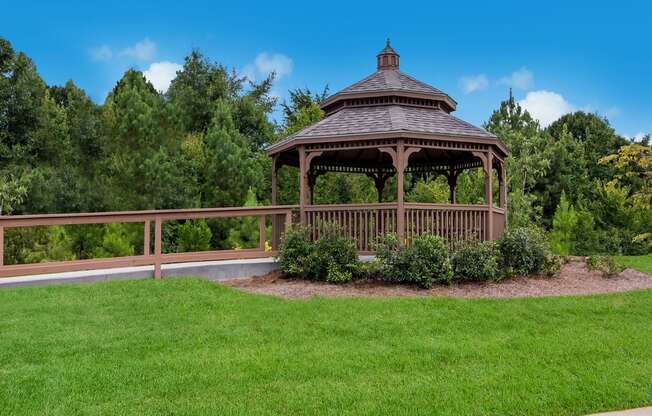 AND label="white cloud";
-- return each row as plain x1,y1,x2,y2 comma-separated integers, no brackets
242,52,293,81
499,67,533,90
143,61,182,92
121,38,156,61
459,74,488,94
90,45,112,61
519,90,575,127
